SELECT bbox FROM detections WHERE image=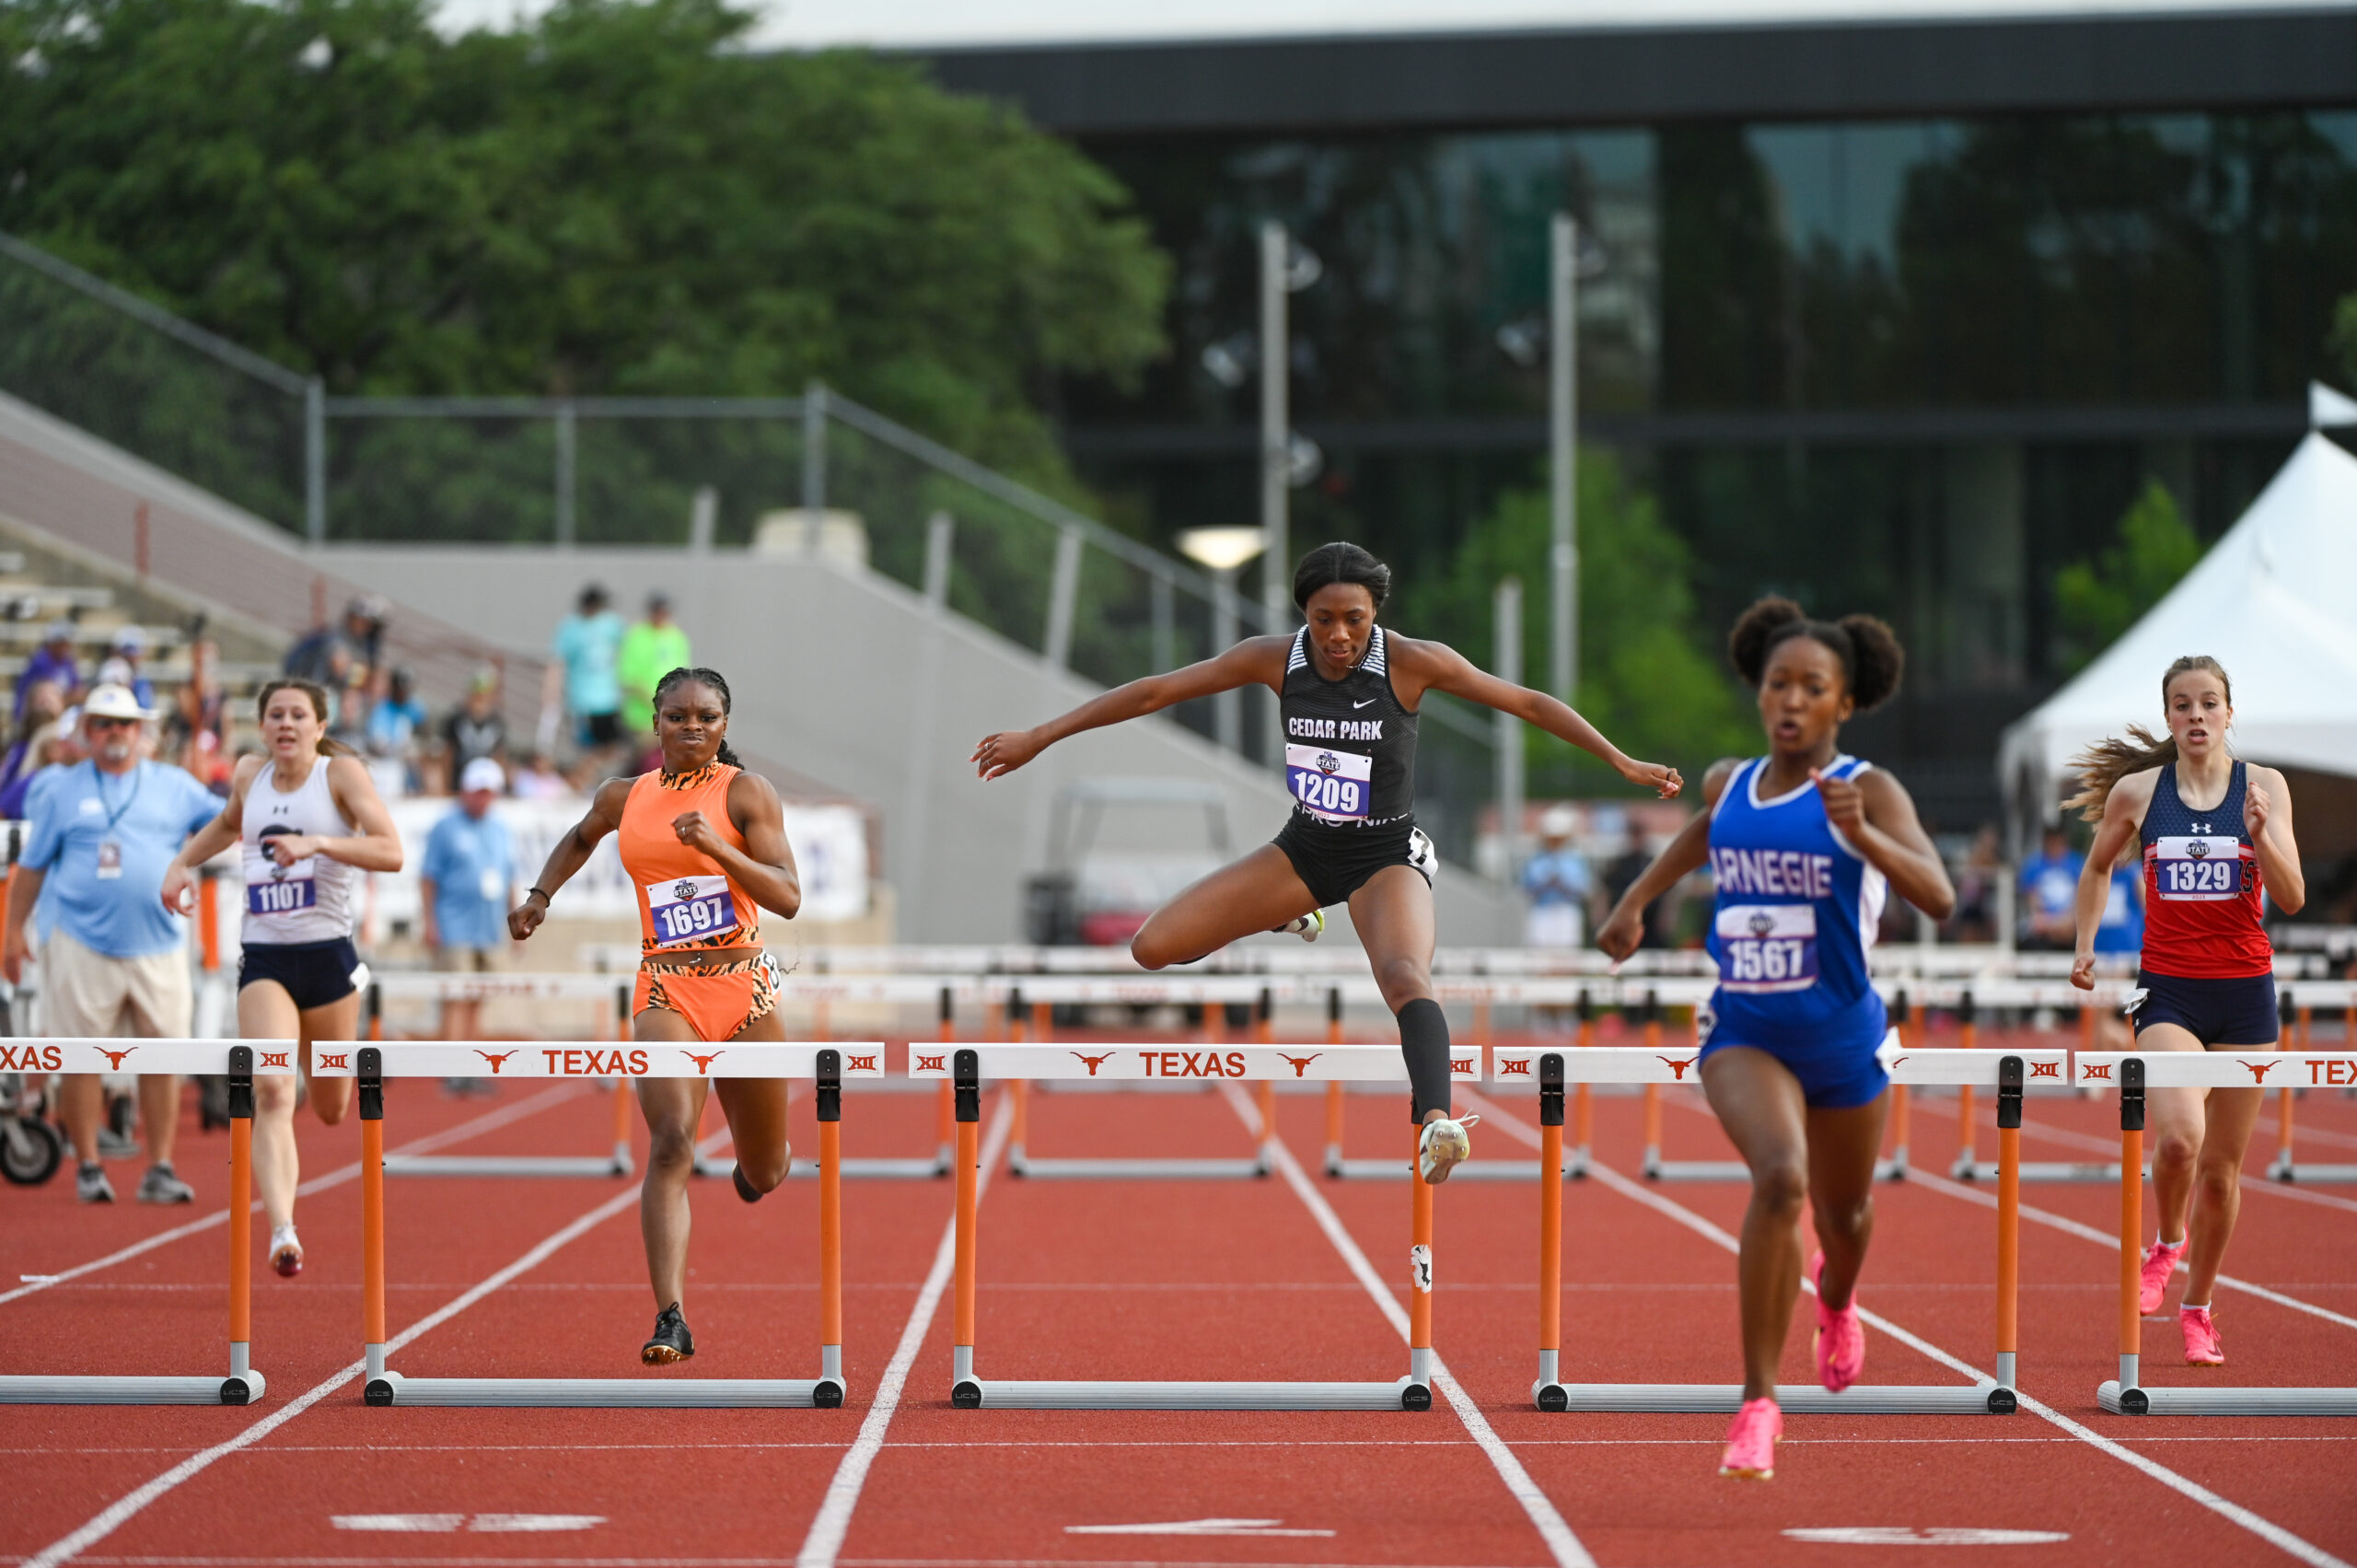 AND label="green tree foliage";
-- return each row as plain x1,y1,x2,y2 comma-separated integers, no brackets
0,0,1168,493
2332,290,2357,388
1390,450,1752,792
2052,480,2204,671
